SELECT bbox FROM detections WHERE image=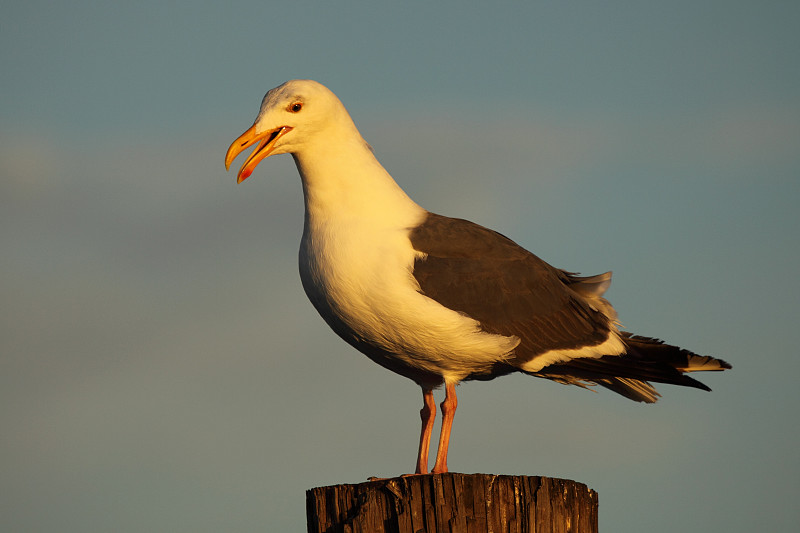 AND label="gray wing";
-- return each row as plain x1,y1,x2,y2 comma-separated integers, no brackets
408,213,731,401
408,212,617,364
